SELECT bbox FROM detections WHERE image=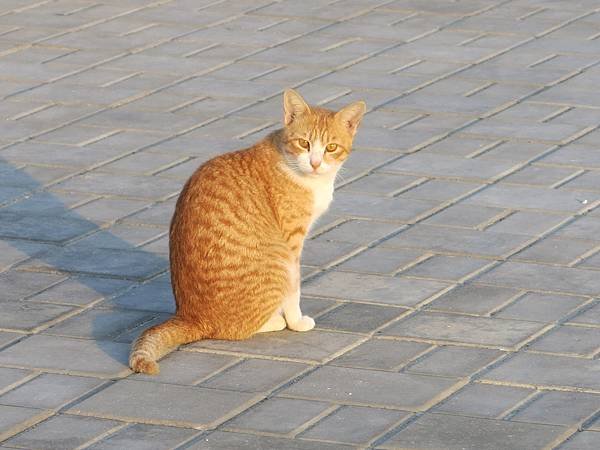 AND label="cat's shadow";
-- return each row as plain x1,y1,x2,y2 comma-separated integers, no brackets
1,156,172,370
